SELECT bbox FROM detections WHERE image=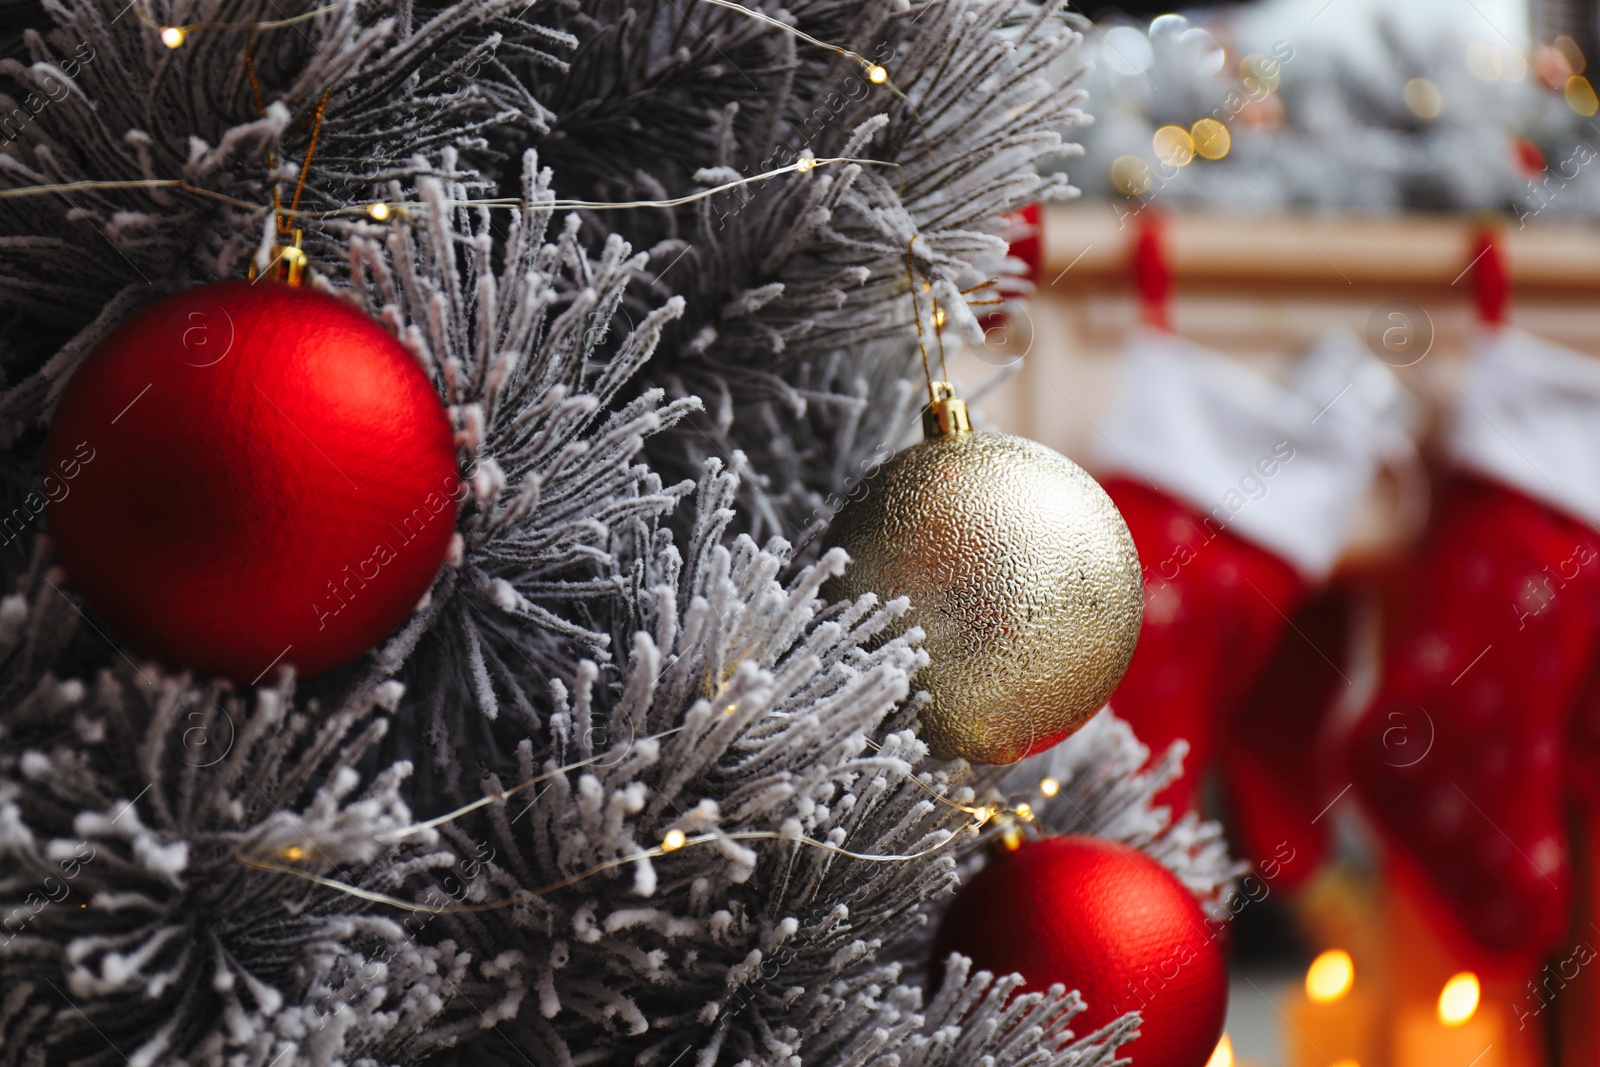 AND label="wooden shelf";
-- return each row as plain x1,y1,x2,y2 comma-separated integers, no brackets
1043,202,1600,296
